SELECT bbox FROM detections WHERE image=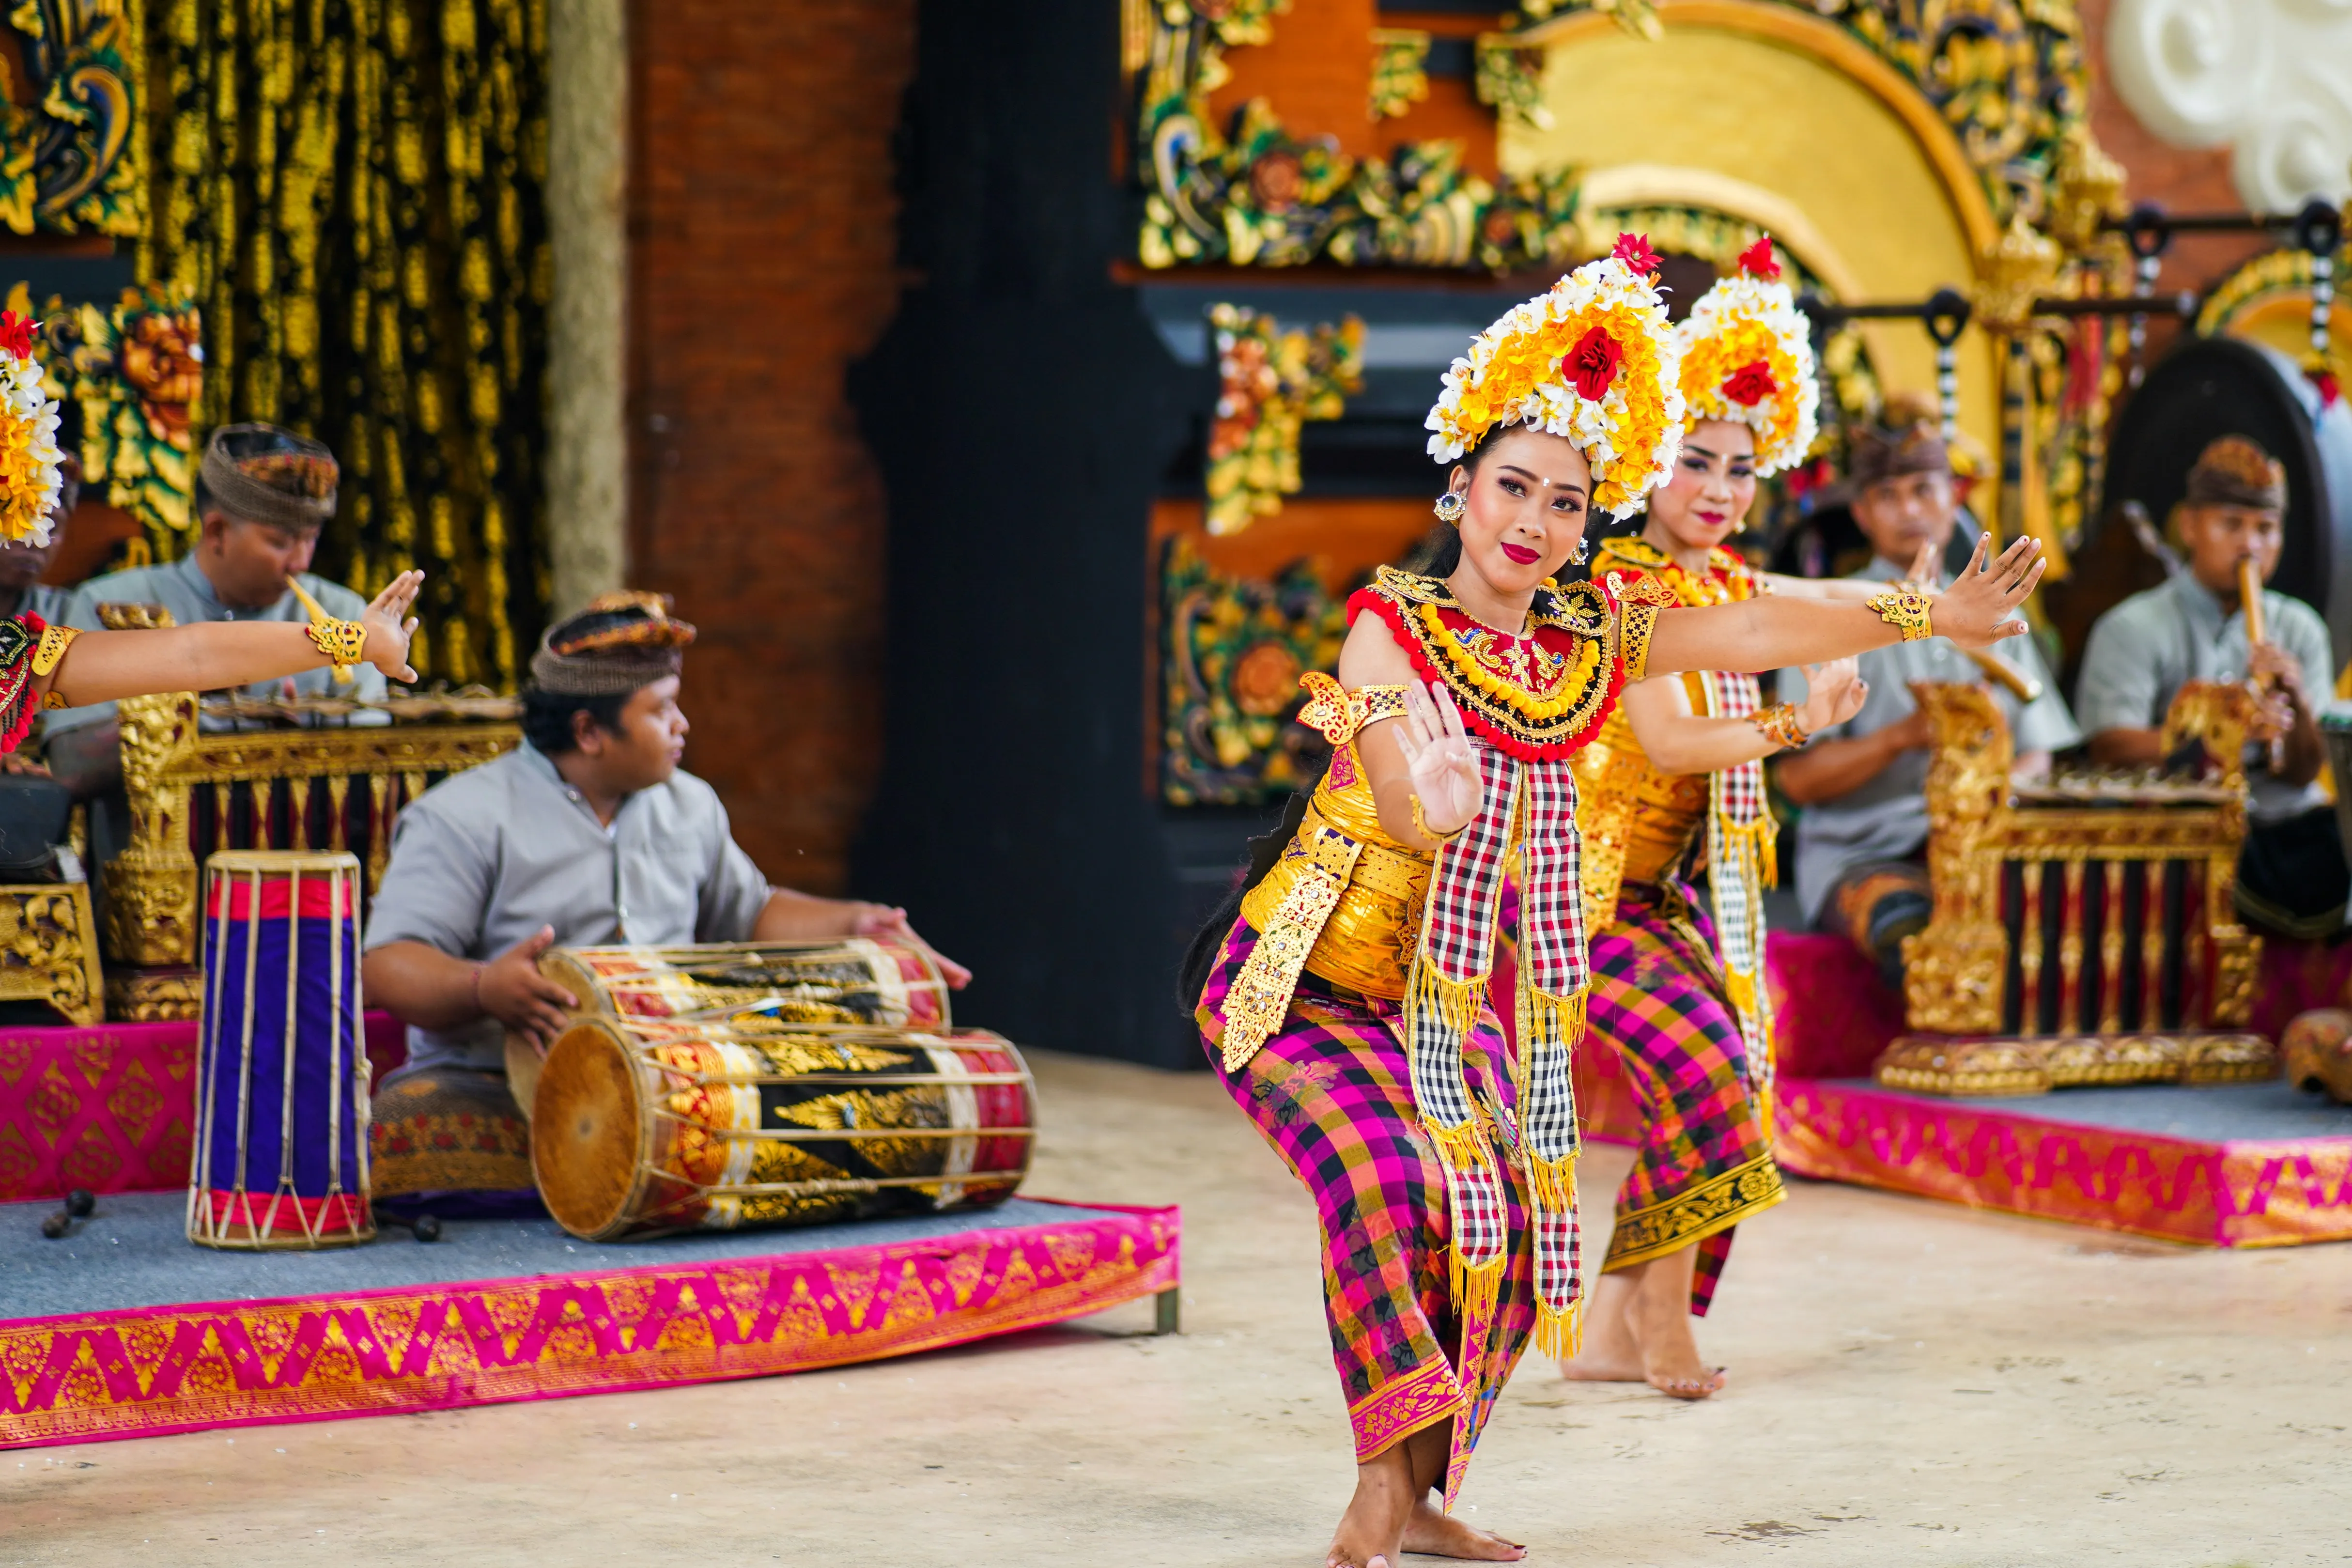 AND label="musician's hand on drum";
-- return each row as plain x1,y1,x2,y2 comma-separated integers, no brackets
1796,658,1866,735
476,925,578,1050
361,570,426,684
1927,534,2043,649
1394,681,1481,838
853,904,973,990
